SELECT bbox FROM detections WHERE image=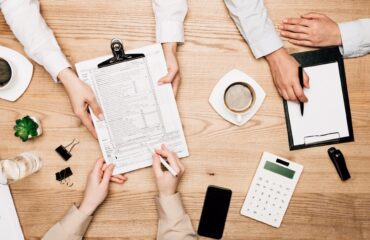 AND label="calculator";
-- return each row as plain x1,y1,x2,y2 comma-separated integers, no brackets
241,152,303,228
